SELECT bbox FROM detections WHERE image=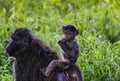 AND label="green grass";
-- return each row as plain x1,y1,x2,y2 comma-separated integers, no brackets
0,0,120,81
